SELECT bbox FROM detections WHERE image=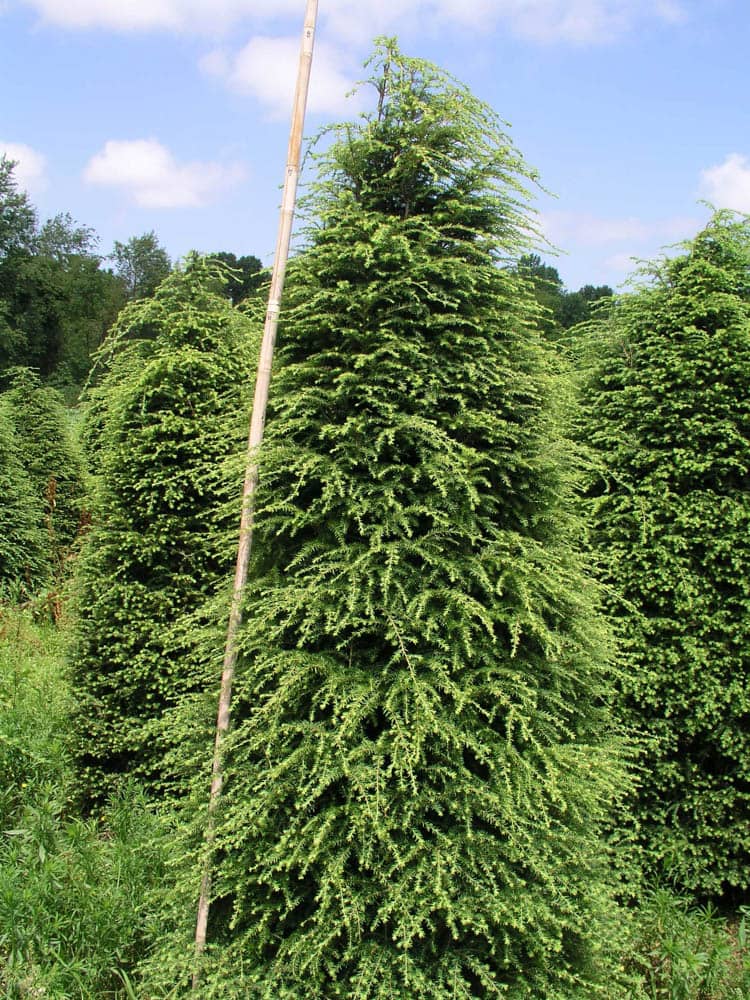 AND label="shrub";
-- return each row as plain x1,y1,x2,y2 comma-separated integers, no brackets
0,404,45,590
0,366,87,586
